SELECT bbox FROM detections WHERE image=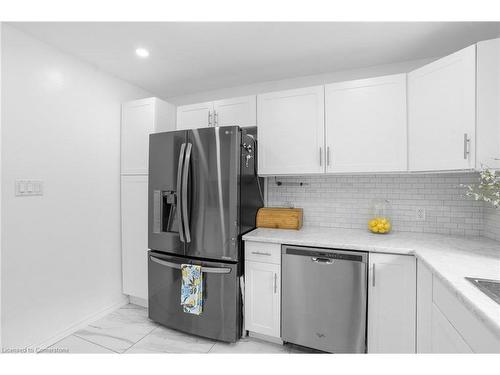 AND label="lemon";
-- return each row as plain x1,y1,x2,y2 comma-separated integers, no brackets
369,219,377,228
